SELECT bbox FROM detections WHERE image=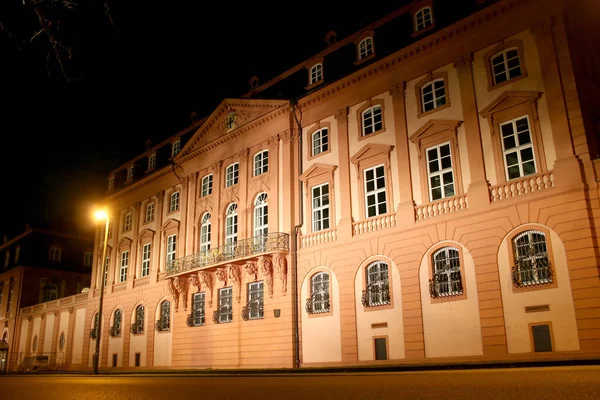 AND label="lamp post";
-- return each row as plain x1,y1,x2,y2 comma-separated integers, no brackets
93,209,109,375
